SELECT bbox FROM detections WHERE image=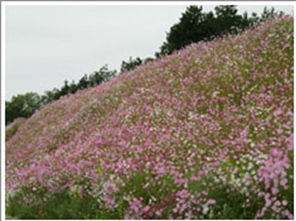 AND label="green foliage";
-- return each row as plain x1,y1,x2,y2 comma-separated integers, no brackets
5,118,26,141
48,65,116,102
120,57,142,73
6,173,270,219
156,6,284,56
6,172,176,219
5,93,41,125
5,124,19,141
41,89,57,104
78,74,89,89
260,7,285,23
6,188,100,219
89,65,117,85
201,180,263,219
